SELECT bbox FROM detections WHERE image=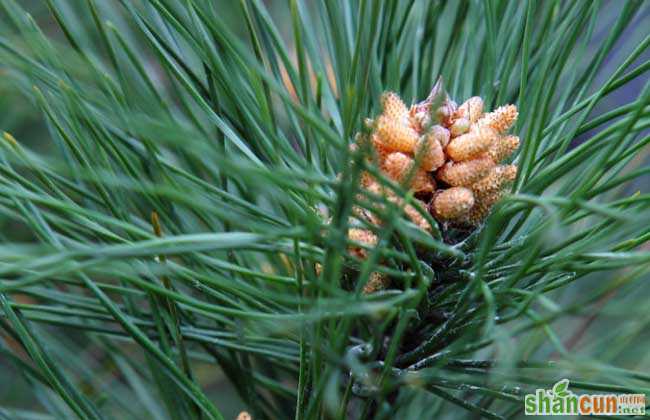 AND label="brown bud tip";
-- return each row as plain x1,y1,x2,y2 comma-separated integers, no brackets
151,211,163,237
487,135,520,162
431,187,475,221
416,134,445,171
450,117,471,137
446,125,497,161
436,156,495,187
478,104,518,133
362,272,390,294
456,96,484,123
